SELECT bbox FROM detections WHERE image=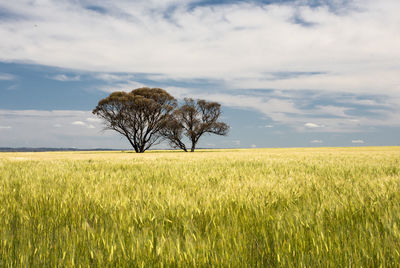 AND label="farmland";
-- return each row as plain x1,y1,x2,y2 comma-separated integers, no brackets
1,147,400,266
